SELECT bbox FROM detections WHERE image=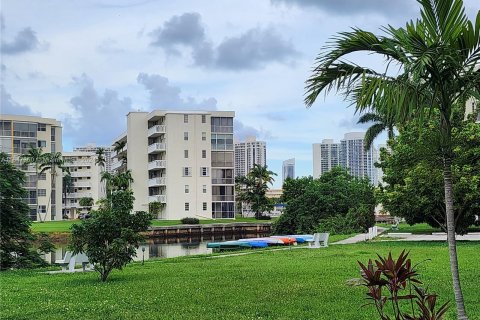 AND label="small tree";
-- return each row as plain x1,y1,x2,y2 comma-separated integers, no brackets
235,164,277,219
0,153,48,270
79,197,94,212
70,173,151,282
